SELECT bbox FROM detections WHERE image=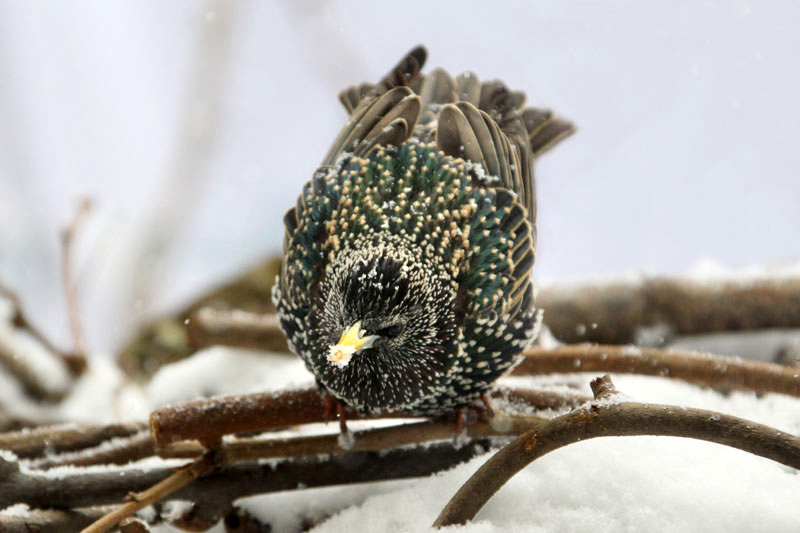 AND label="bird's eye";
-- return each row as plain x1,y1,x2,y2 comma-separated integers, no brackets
375,323,404,337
